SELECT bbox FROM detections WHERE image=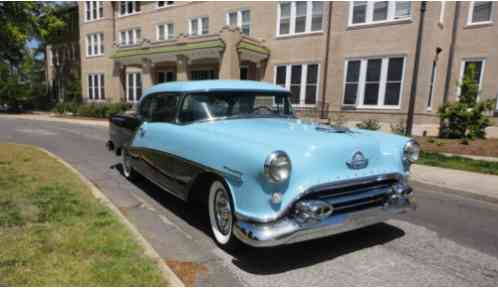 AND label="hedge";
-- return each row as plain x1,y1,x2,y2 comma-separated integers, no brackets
53,102,131,118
